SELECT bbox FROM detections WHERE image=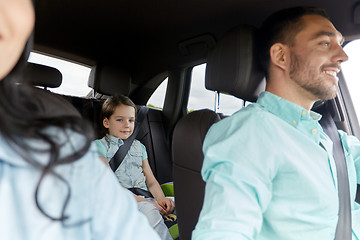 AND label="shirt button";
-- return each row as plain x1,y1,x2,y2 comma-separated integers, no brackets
301,110,307,116
292,121,297,125
312,129,317,134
